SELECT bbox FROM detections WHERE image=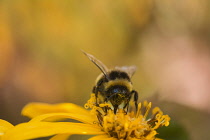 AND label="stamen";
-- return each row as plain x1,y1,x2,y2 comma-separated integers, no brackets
143,102,152,119
136,103,142,118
